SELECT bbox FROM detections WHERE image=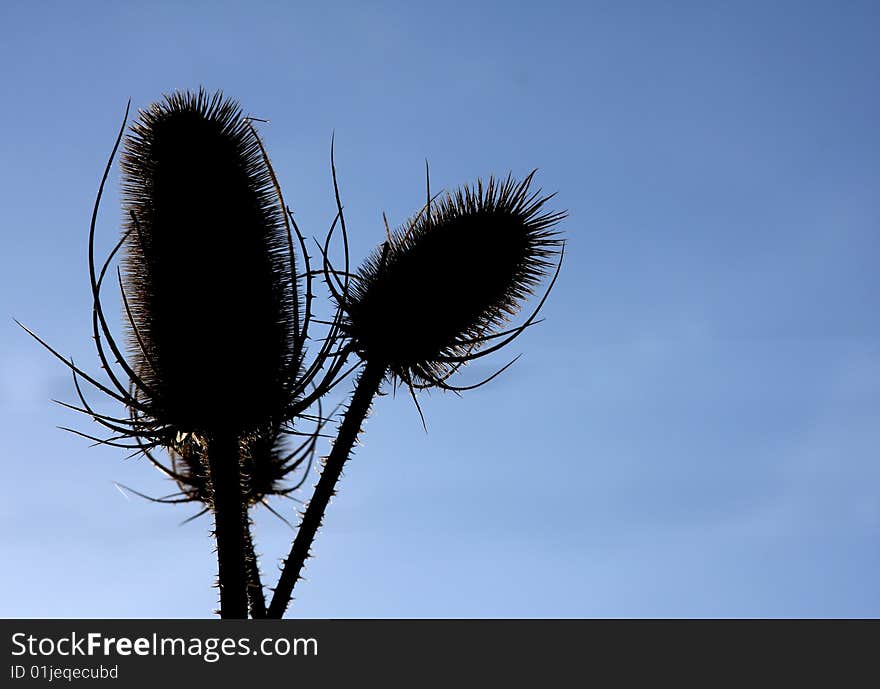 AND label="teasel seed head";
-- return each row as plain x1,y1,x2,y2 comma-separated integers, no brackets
339,171,565,389
158,424,316,509
120,89,298,439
